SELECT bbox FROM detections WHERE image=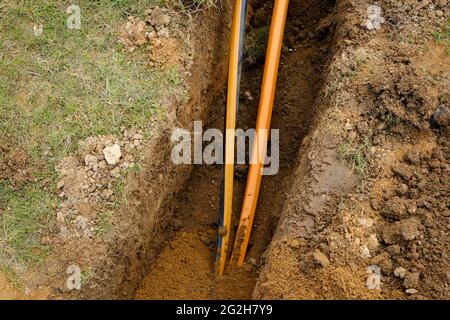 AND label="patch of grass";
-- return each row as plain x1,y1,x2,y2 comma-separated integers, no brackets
95,211,116,239
356,56,367,66
0,181,56,267
110,162,142,208
0,0,184,272
0,265,24,290
400,37,413,45
339,138,370,176
80,266,96,287
432,15,450,55
0,0,181,156
380,111,402,128
245,26,269,65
